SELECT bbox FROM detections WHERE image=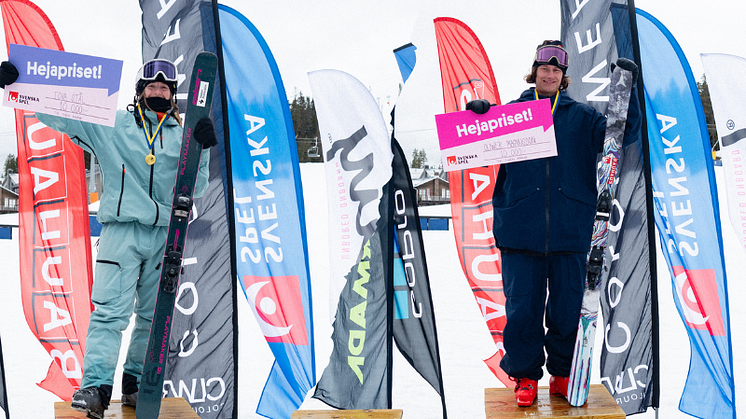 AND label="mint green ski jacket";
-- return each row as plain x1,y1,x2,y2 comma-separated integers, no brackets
37,108,210,227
